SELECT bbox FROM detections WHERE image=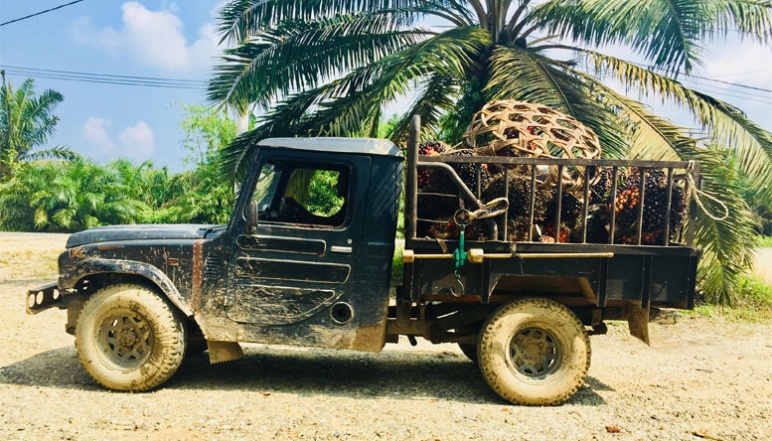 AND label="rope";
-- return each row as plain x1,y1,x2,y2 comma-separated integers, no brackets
686,172,729,221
